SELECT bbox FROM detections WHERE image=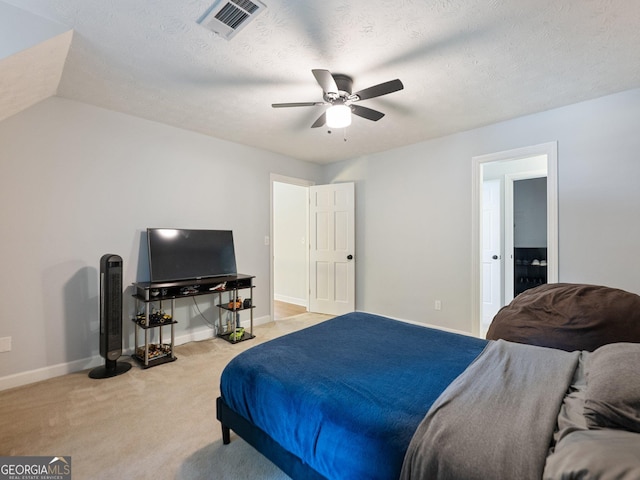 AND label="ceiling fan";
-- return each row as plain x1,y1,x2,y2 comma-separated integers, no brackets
272,69,404,129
